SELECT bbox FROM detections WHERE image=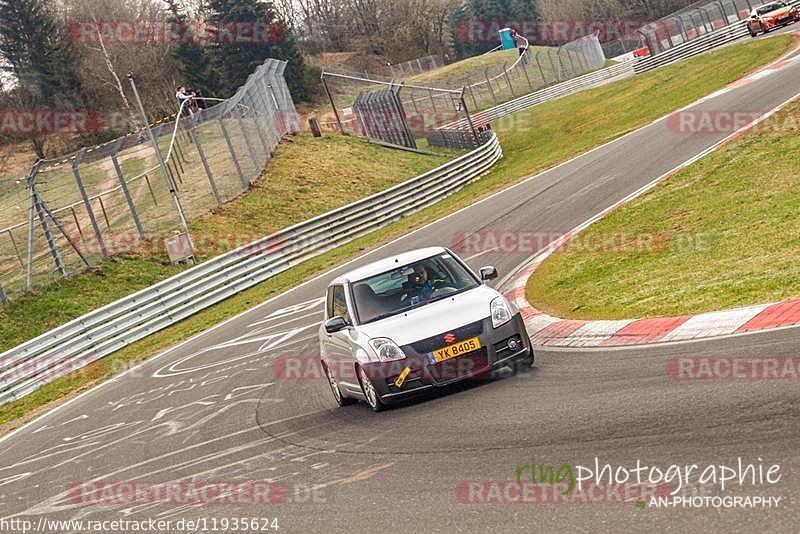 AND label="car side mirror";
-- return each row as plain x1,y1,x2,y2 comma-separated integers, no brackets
324,316,349,334
480,266,498,281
